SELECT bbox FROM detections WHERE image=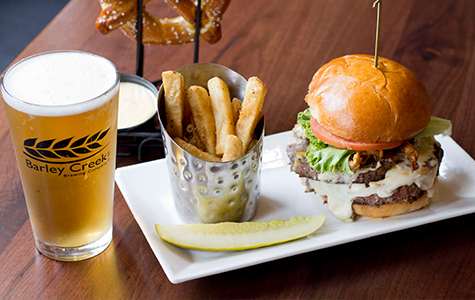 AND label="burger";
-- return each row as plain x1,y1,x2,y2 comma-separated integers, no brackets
288,54,452,221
